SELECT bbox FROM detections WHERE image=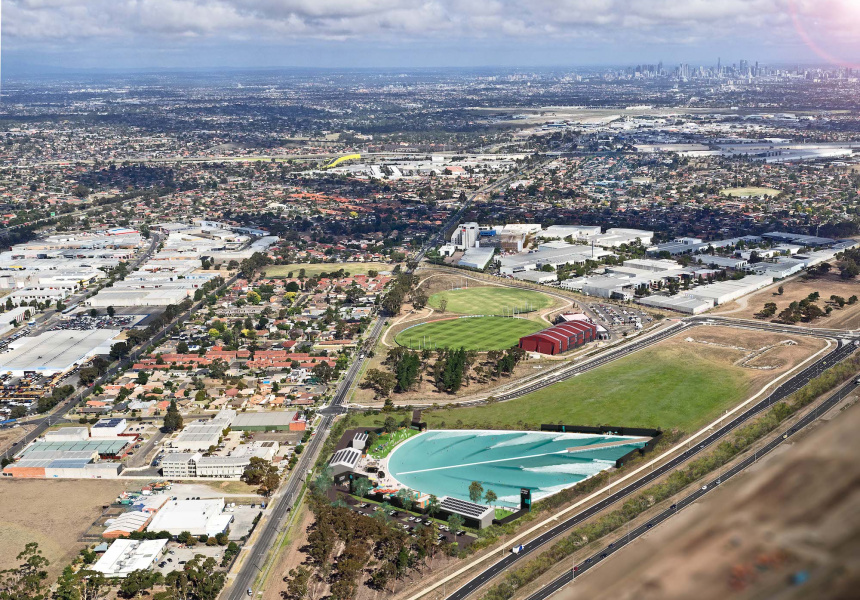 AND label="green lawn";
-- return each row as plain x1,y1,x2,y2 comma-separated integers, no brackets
395,316,544,351
265,262,394,278
367,428,419,459
429,286,553,316
425,342,756,434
